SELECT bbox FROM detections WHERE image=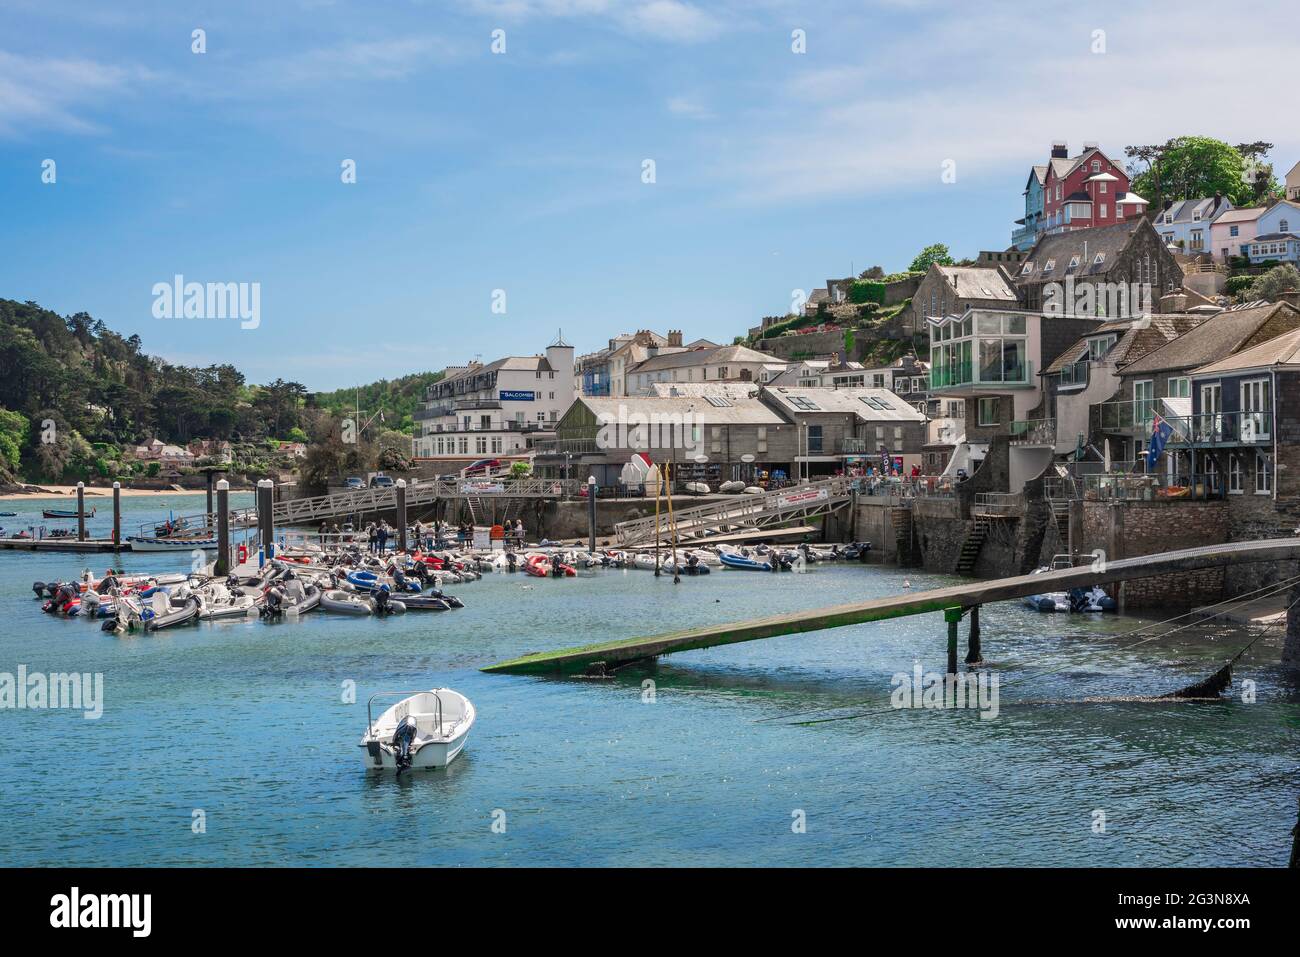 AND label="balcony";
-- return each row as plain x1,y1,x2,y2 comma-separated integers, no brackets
1009,418,1056,445
531,437,601,456
929,359,1034,393
1095,400,1272,446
